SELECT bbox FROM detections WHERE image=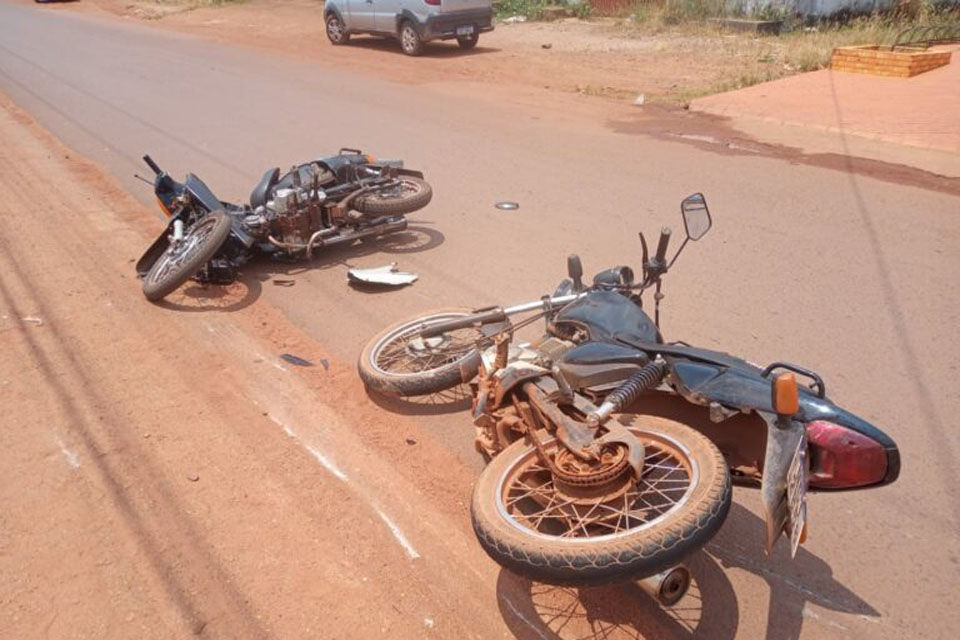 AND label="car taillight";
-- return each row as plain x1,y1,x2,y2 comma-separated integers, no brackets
806,420,888,489
425,0,441,5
